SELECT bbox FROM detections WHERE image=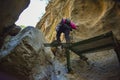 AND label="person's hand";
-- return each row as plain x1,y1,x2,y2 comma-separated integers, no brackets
75,26,79,31
76,26,79,29
76,25,79,27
